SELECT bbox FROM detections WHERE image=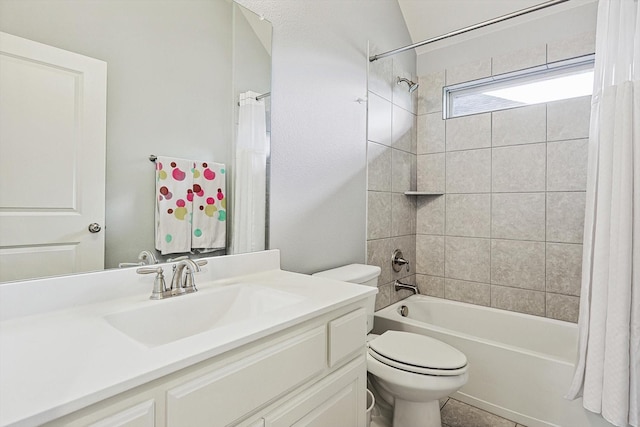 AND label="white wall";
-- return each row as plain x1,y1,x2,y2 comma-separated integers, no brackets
236,0,413,273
